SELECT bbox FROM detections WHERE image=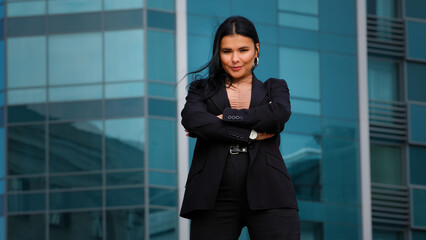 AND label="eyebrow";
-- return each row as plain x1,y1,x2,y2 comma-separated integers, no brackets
221,46,250,50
